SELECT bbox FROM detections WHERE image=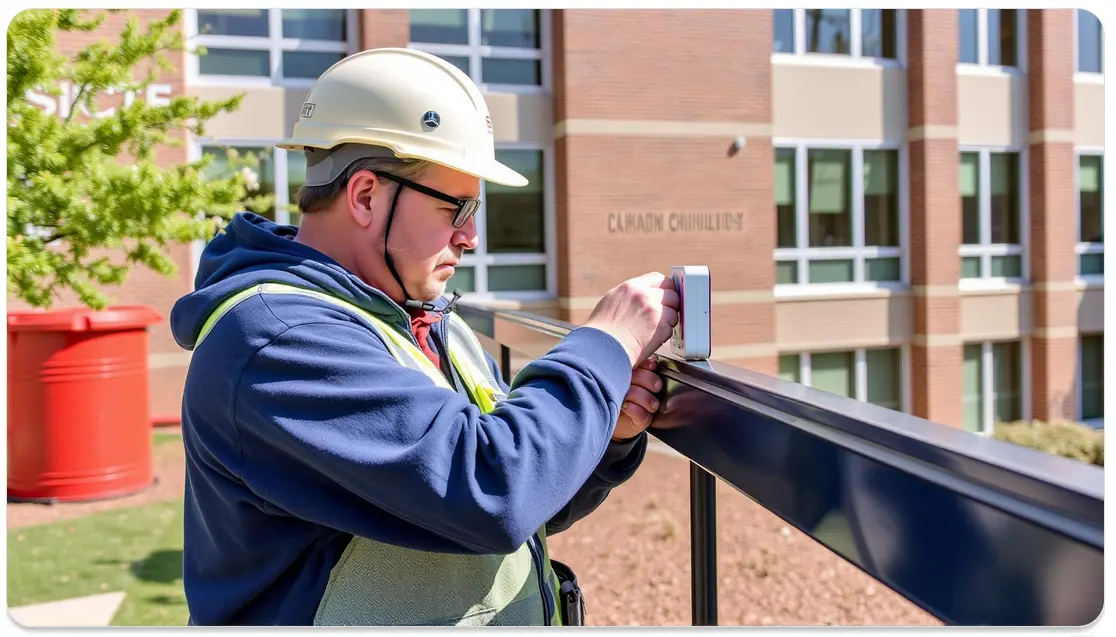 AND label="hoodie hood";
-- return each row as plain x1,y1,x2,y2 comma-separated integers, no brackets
171,212,425,351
